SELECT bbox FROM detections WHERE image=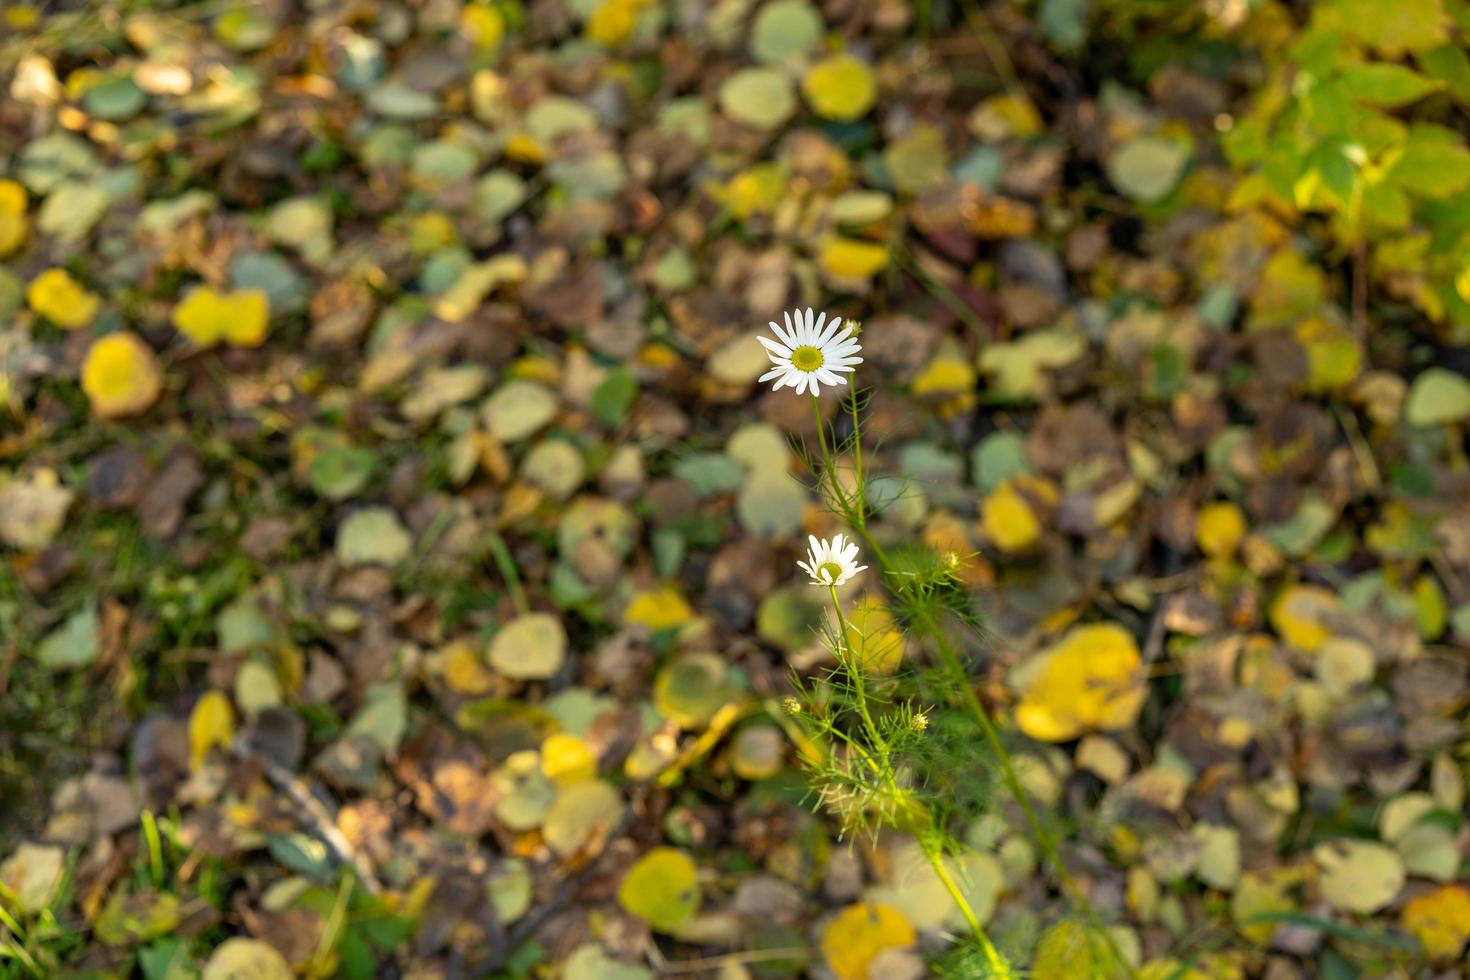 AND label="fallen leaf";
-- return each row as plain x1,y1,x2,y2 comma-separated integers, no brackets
617,847,701,933
172,286,271,348
1402,884,1470,961
81,332,163,419
26,268,99,328
1016,623,1147,742
188,690,236,770
820,902,916,980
